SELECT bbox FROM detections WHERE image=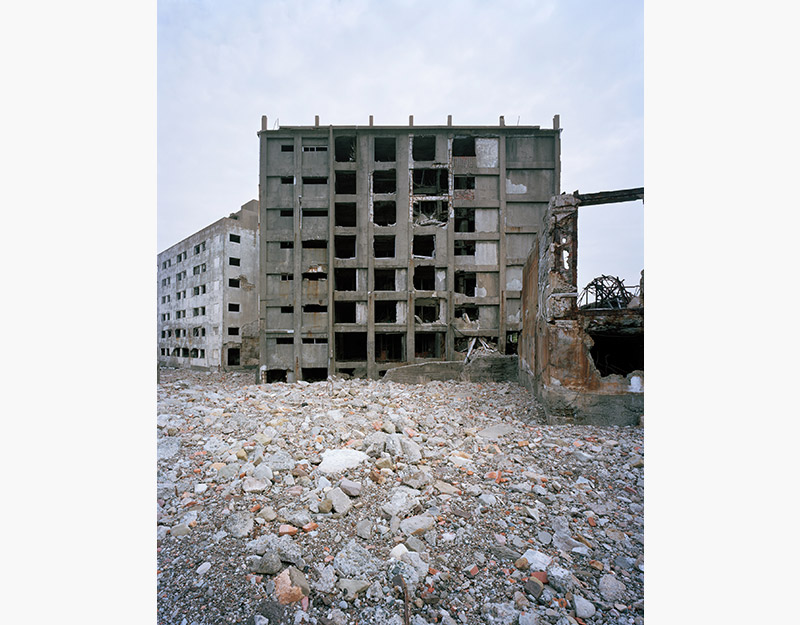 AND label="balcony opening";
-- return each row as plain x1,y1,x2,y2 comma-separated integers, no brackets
335,332,367,361
413,235,435,258
454,176,475,190
415,332,445,358
335,171,357,194
373,170,396,194
335,268,357,291
454,240,476,256
414,300,438,323
412,135,435,161
266,369,287,383
587,332,644,377
454,304,478,321
413,266,435,291
412,168,448,195
455,271,476,296
413,200,448,225
374,269,396,291
335,202,357,227
454,207,475,232
302,368,328,382
452,136,476,157
373,235,395,258
227,348,240,366
335,136,356,162
374,137,396,162
375,333,404,362
374,301,396,323
334,235,356,259
373,201,396,226
334,301,356,323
